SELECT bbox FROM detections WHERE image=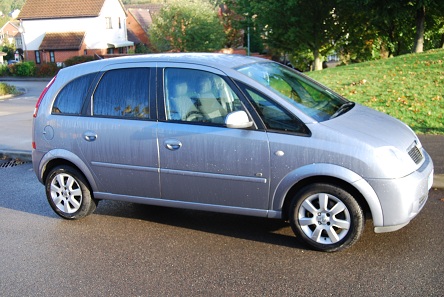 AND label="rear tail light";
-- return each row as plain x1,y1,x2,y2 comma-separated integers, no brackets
32,76,56,150
33,76,56,118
